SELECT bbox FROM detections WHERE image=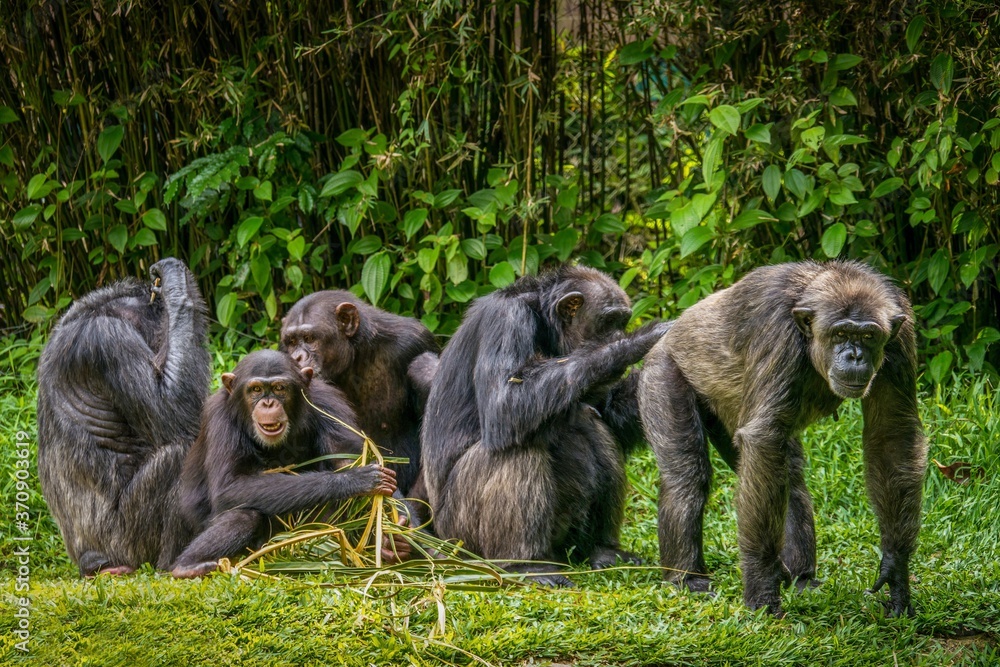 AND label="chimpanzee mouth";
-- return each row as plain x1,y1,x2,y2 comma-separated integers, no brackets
255,421,287,441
